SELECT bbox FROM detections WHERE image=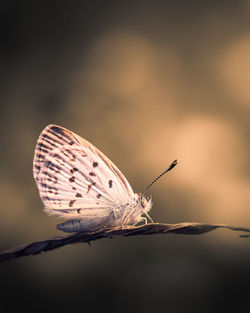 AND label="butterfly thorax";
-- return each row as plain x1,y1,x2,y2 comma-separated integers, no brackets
110,193,152,227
